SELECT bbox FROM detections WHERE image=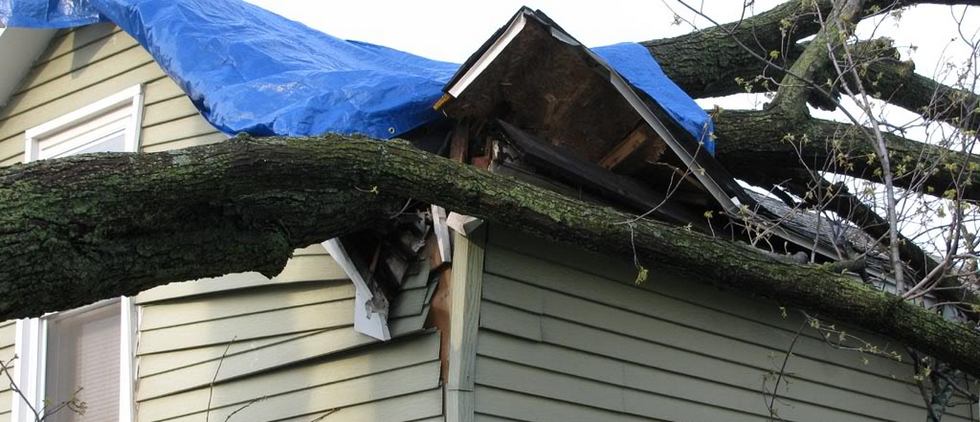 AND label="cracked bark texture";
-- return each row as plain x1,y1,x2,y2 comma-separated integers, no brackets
2,136,980,377
1,0,979,381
